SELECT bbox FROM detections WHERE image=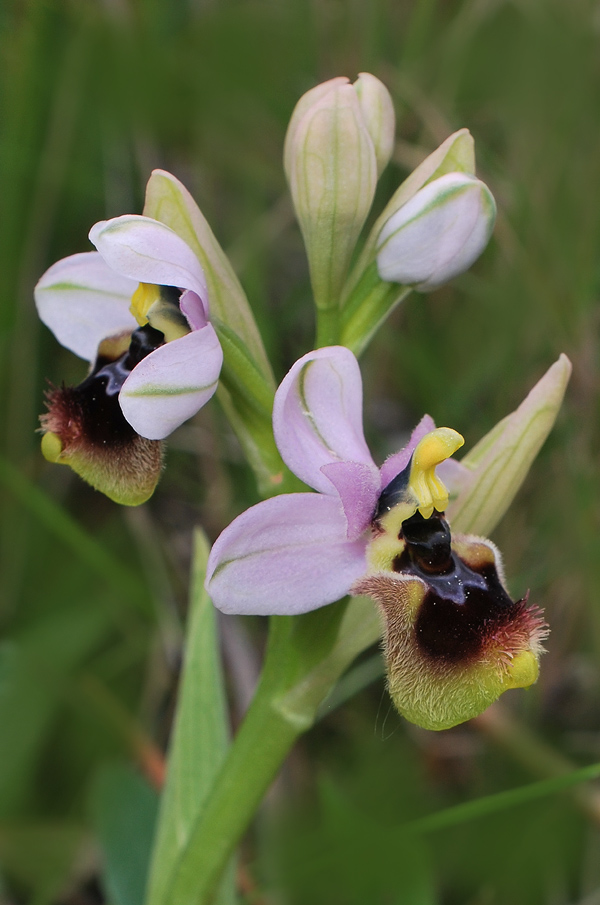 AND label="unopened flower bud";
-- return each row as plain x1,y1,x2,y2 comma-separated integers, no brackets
284,76,379,309
376,172,496,291
339,130,489,354
352,72,395,177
